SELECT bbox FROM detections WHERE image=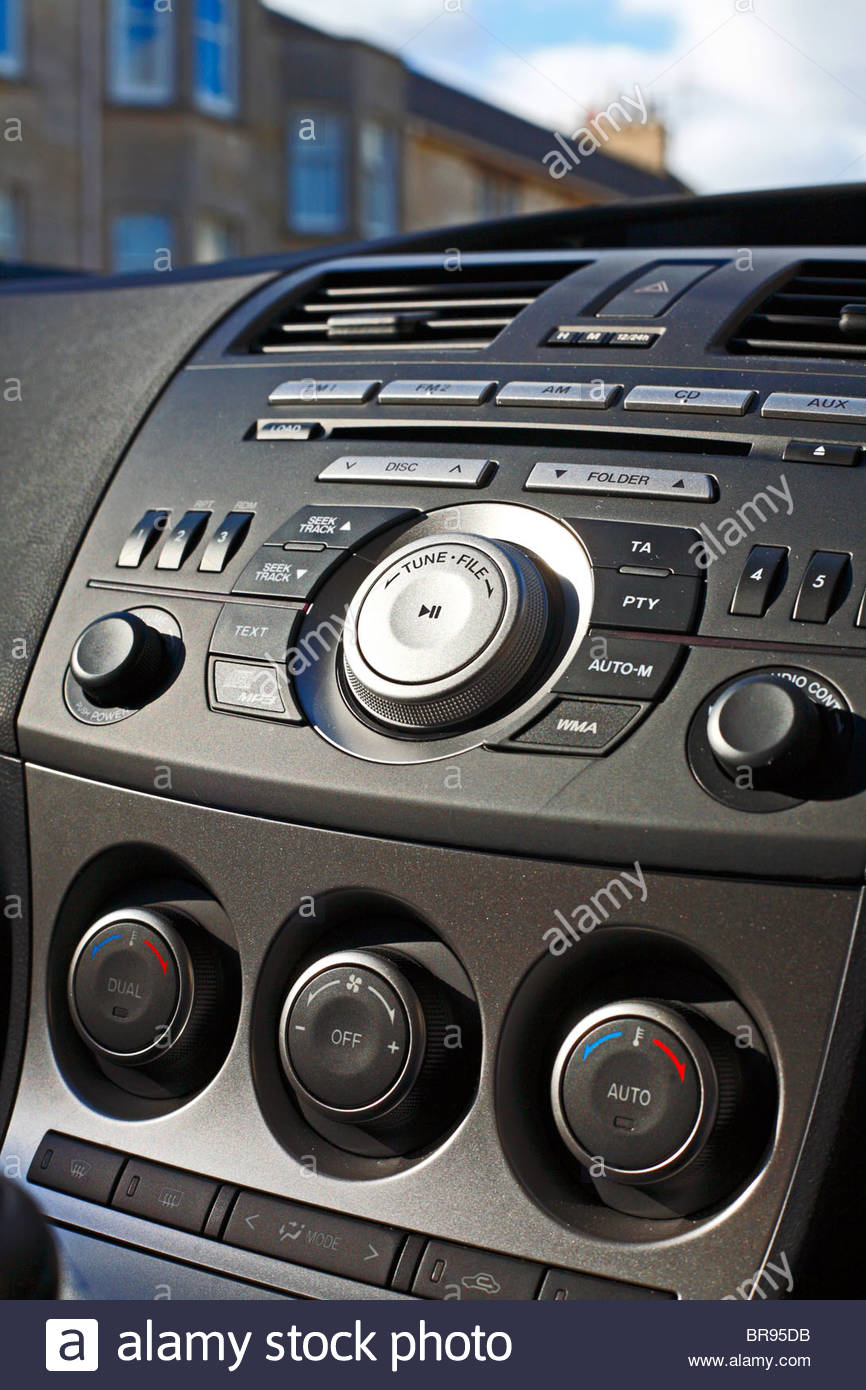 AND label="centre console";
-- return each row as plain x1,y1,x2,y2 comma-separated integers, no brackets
6,245,866,1300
